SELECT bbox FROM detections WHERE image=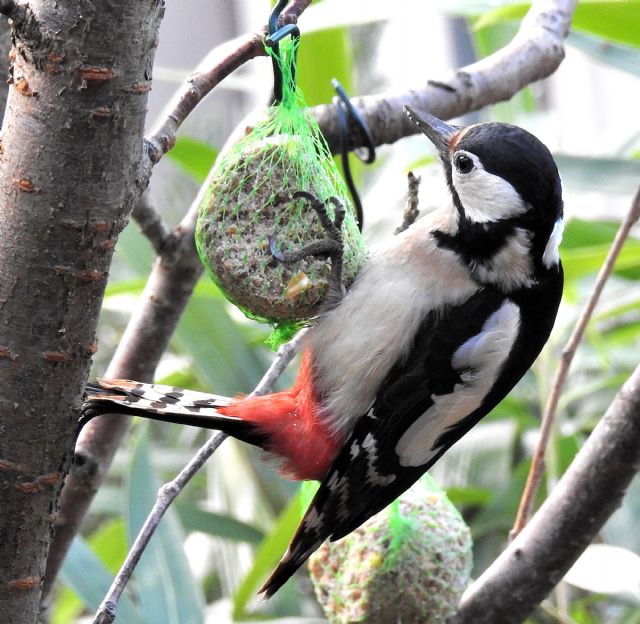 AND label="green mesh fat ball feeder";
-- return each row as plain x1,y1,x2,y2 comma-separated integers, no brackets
195,7,367,346
308,475,472,624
